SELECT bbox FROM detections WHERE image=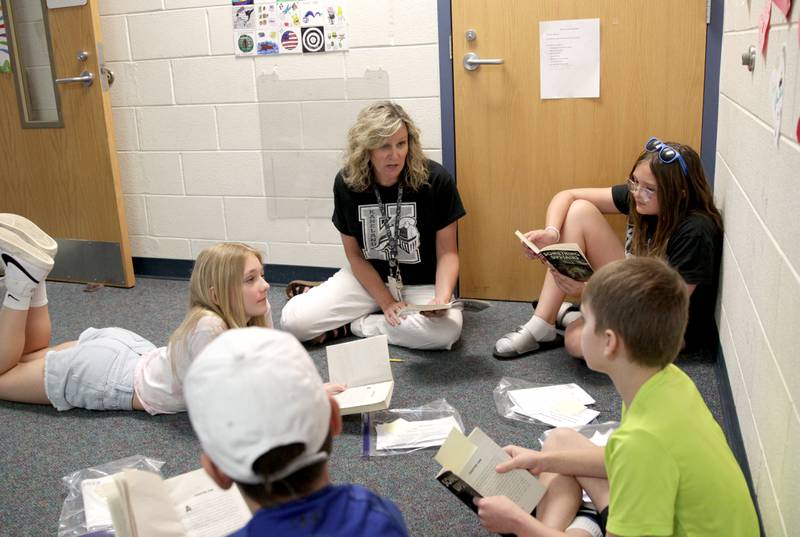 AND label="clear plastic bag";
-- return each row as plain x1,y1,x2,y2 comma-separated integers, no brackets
58,454,165,537
361,398,464,457
493,376,601,427
537,421,620,448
